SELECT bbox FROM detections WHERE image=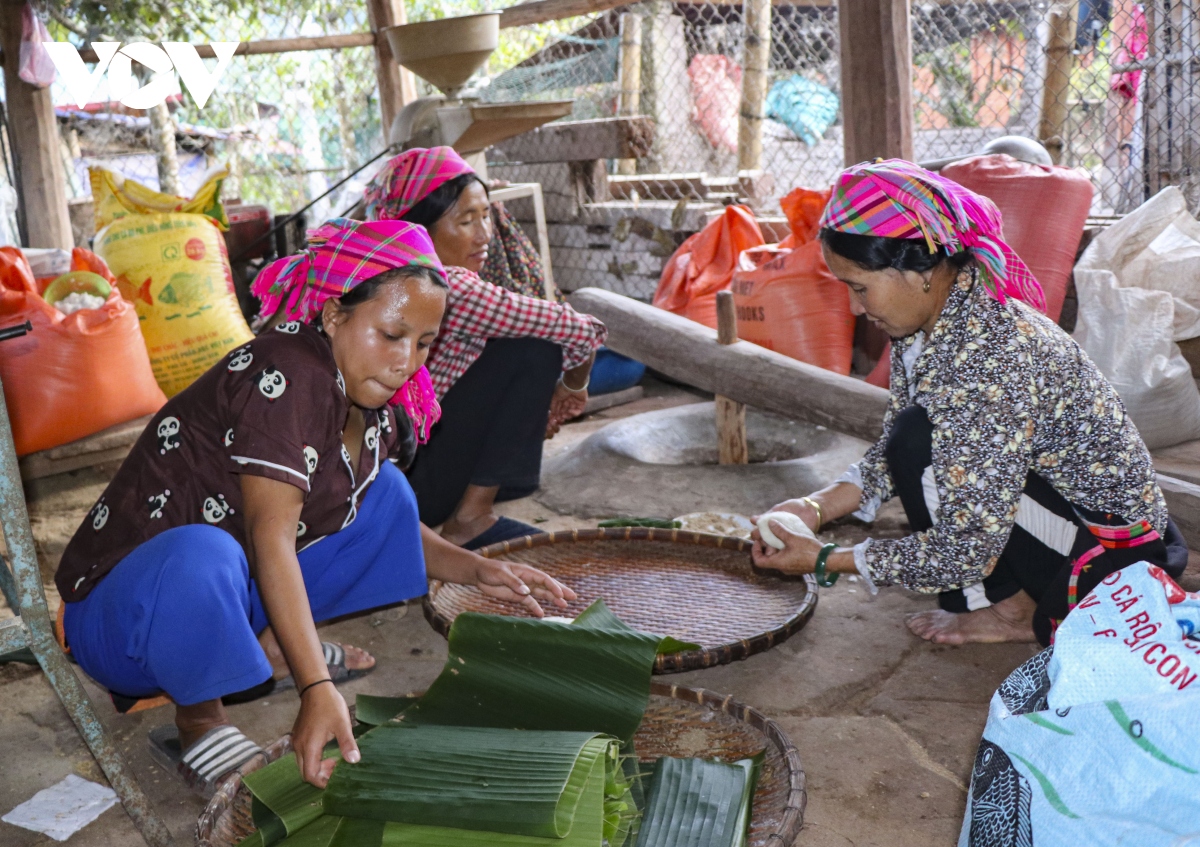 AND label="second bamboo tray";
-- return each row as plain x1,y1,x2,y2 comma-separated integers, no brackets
424,527,819,673
196,682,806,847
